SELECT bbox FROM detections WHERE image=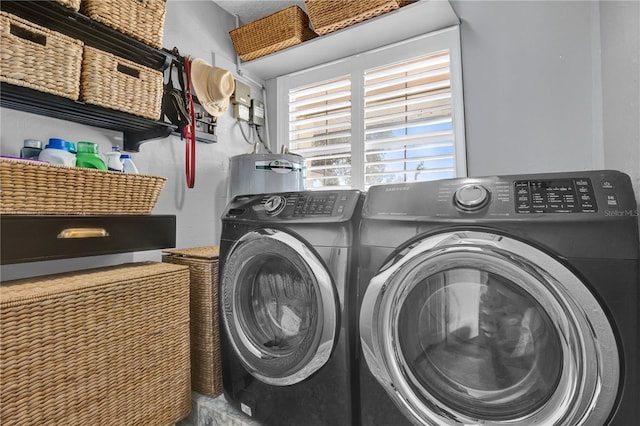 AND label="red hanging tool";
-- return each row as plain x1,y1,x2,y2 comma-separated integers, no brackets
182,56,197,188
